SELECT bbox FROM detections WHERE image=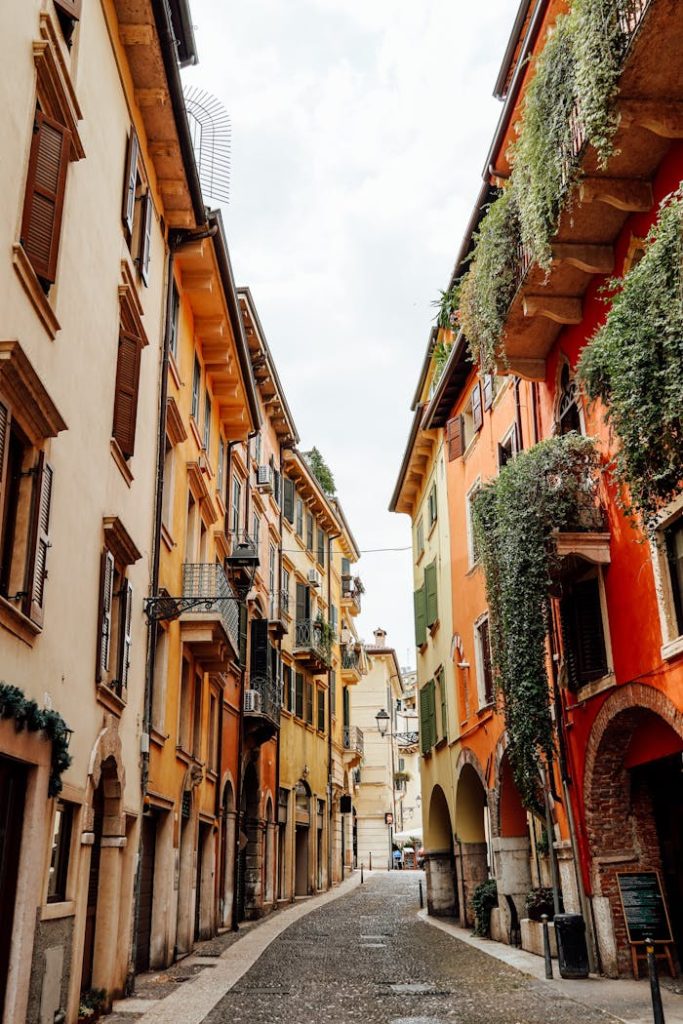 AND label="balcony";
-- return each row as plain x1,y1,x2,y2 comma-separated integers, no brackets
340,645,363,684
293,618,333,673
178,563,240,666
395,730,419,751
268,589,290,638
493,0,683,378
341,574,363,616
244,669,281,740
342,725,364,768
